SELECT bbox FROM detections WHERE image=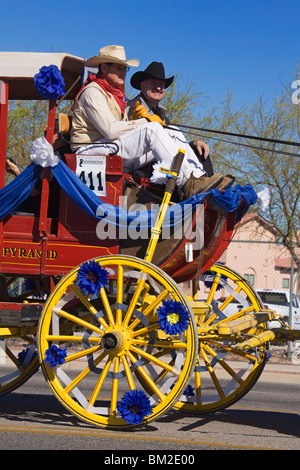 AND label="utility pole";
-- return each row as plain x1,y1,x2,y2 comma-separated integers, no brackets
288,256,295,359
